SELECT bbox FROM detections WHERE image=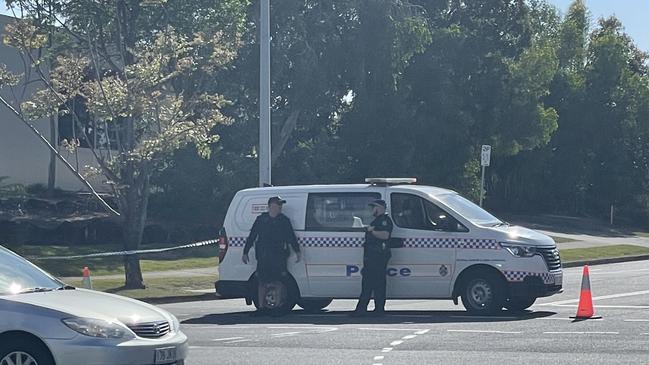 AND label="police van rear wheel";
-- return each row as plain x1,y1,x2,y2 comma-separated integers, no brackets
461,273,504,314
298,298,333,313
251,276,298,315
